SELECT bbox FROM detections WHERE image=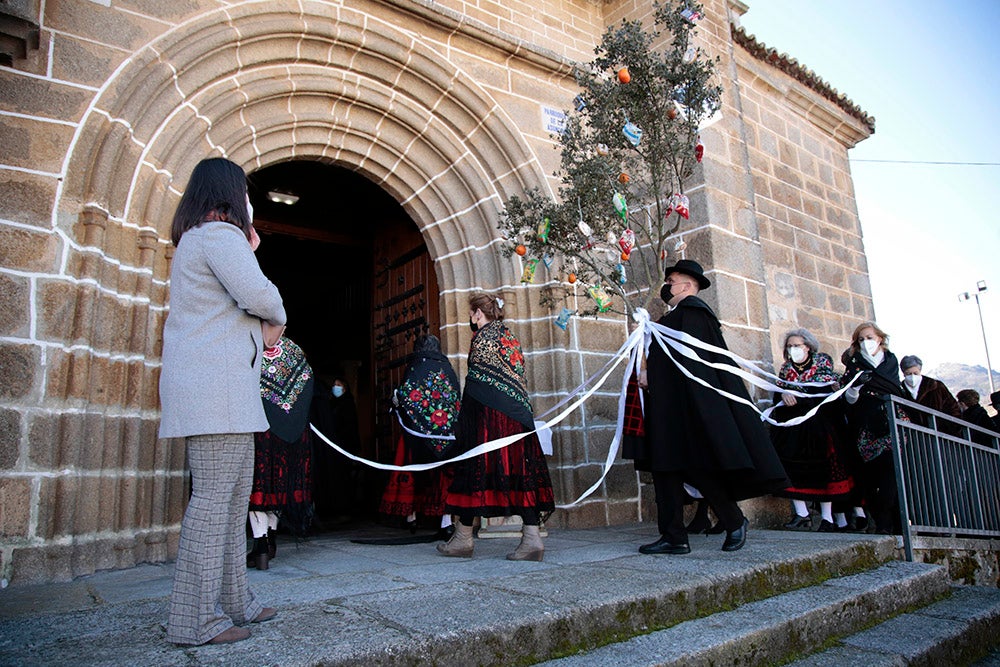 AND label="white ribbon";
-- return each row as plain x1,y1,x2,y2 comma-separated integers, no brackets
310,311,857,508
